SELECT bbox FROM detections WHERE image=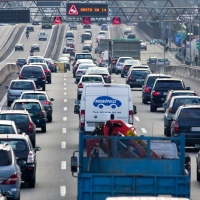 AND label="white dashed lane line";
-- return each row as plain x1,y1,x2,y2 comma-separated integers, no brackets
64,107,67,111
60,186,66,197
141,128,147,134
61,141,66,149
134,116,140,121
63,88,67,90
63,83,66,85
61,161,66,170
64,99,67,102
63,117,67,121
64,92,67,95
62,128,67,133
